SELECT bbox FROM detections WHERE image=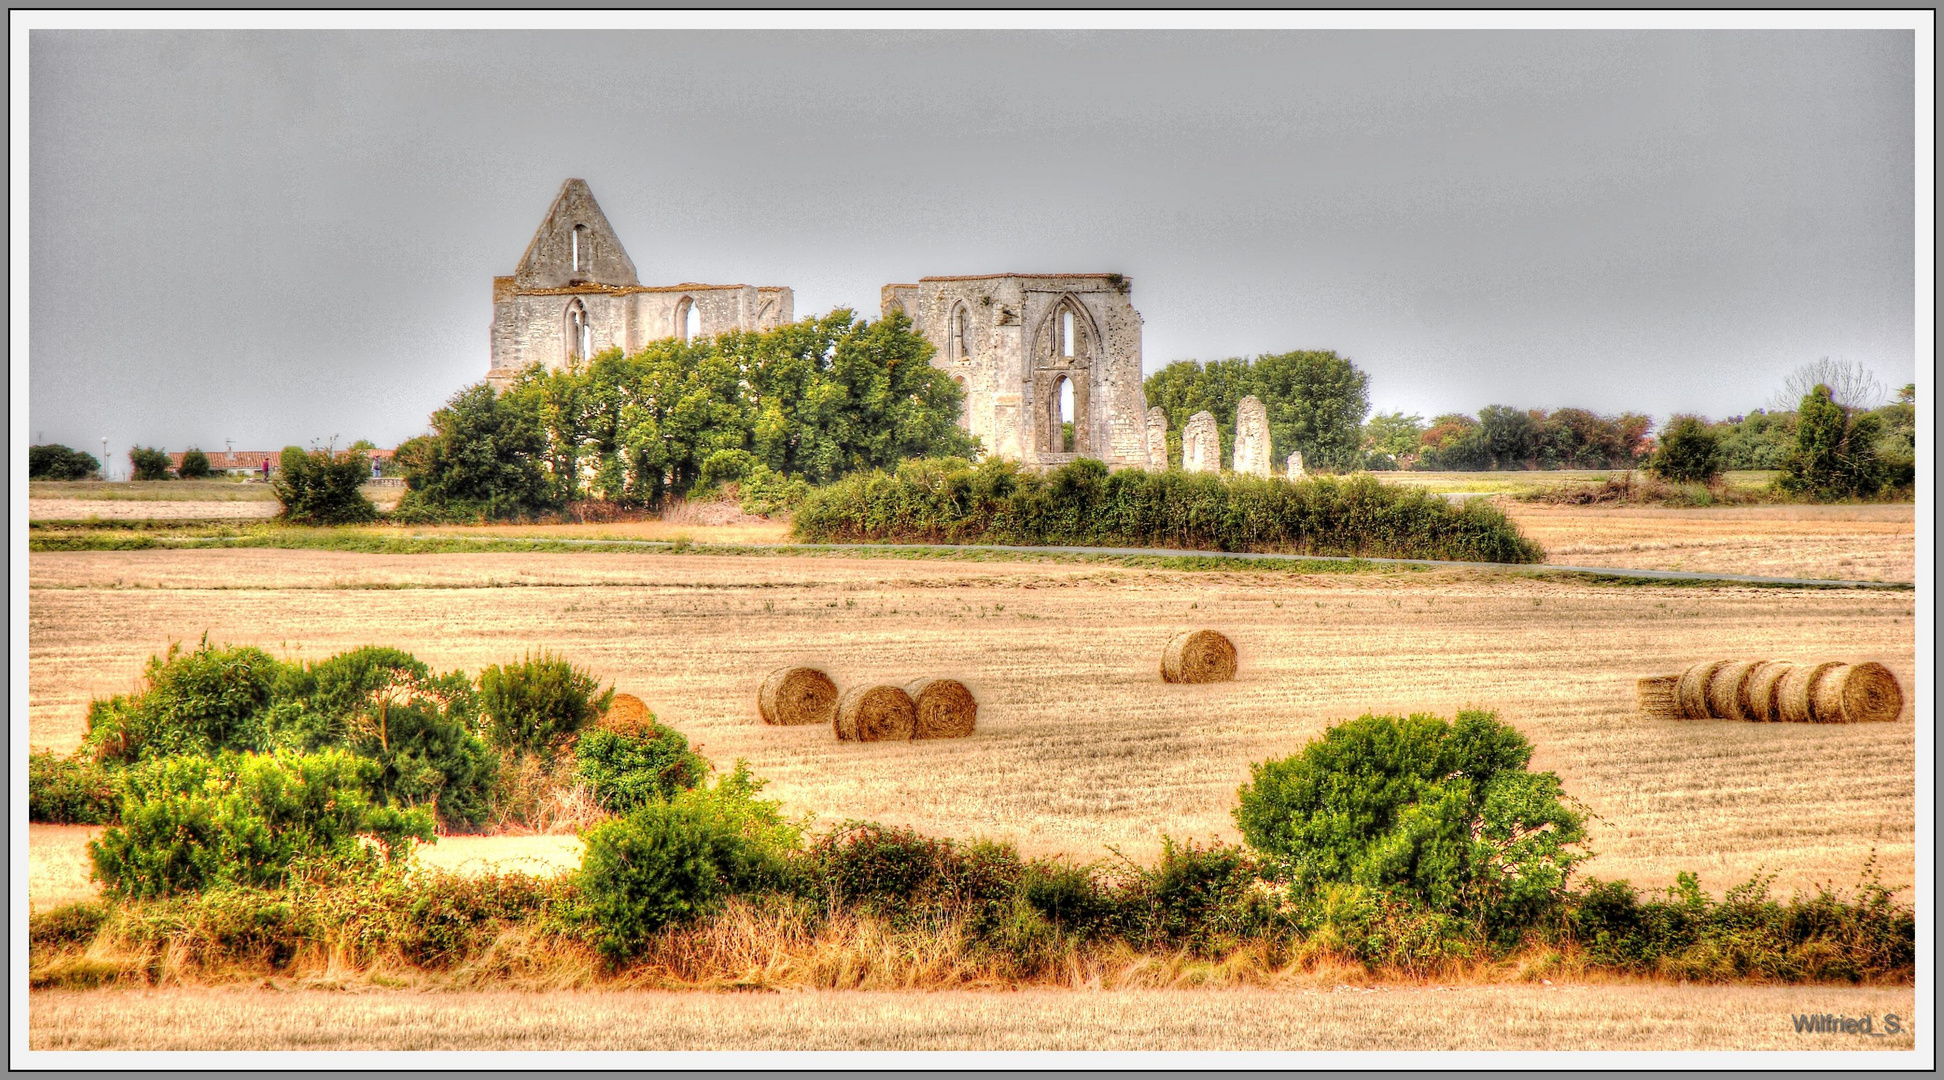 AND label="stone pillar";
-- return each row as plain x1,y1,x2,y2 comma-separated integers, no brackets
1233,395,1272,477
1146,406,1169,470
1181,410,1220,474
1287,451,1305,480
